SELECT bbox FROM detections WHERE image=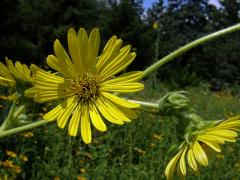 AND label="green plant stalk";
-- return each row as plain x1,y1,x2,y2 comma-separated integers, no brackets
129,100,159,109
0,120,51,139
0,102,16,131
143,23,240,78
